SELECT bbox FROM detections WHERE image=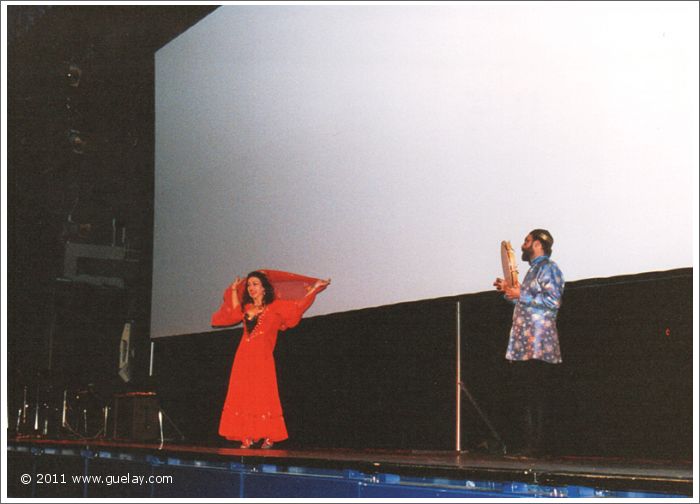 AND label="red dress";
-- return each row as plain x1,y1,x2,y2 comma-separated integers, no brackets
211,270,323,442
